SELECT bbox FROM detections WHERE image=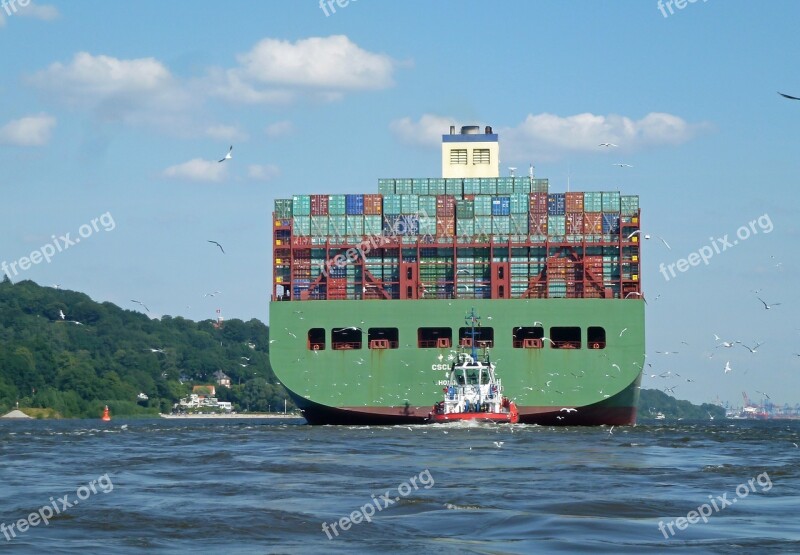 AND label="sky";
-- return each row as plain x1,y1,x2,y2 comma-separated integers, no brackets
1,0,798,408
